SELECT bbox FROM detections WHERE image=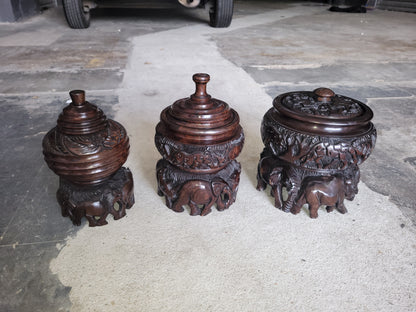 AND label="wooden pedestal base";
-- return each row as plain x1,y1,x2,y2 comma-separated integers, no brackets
156,159,241,216
257,148,360,218
57,167,134,226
